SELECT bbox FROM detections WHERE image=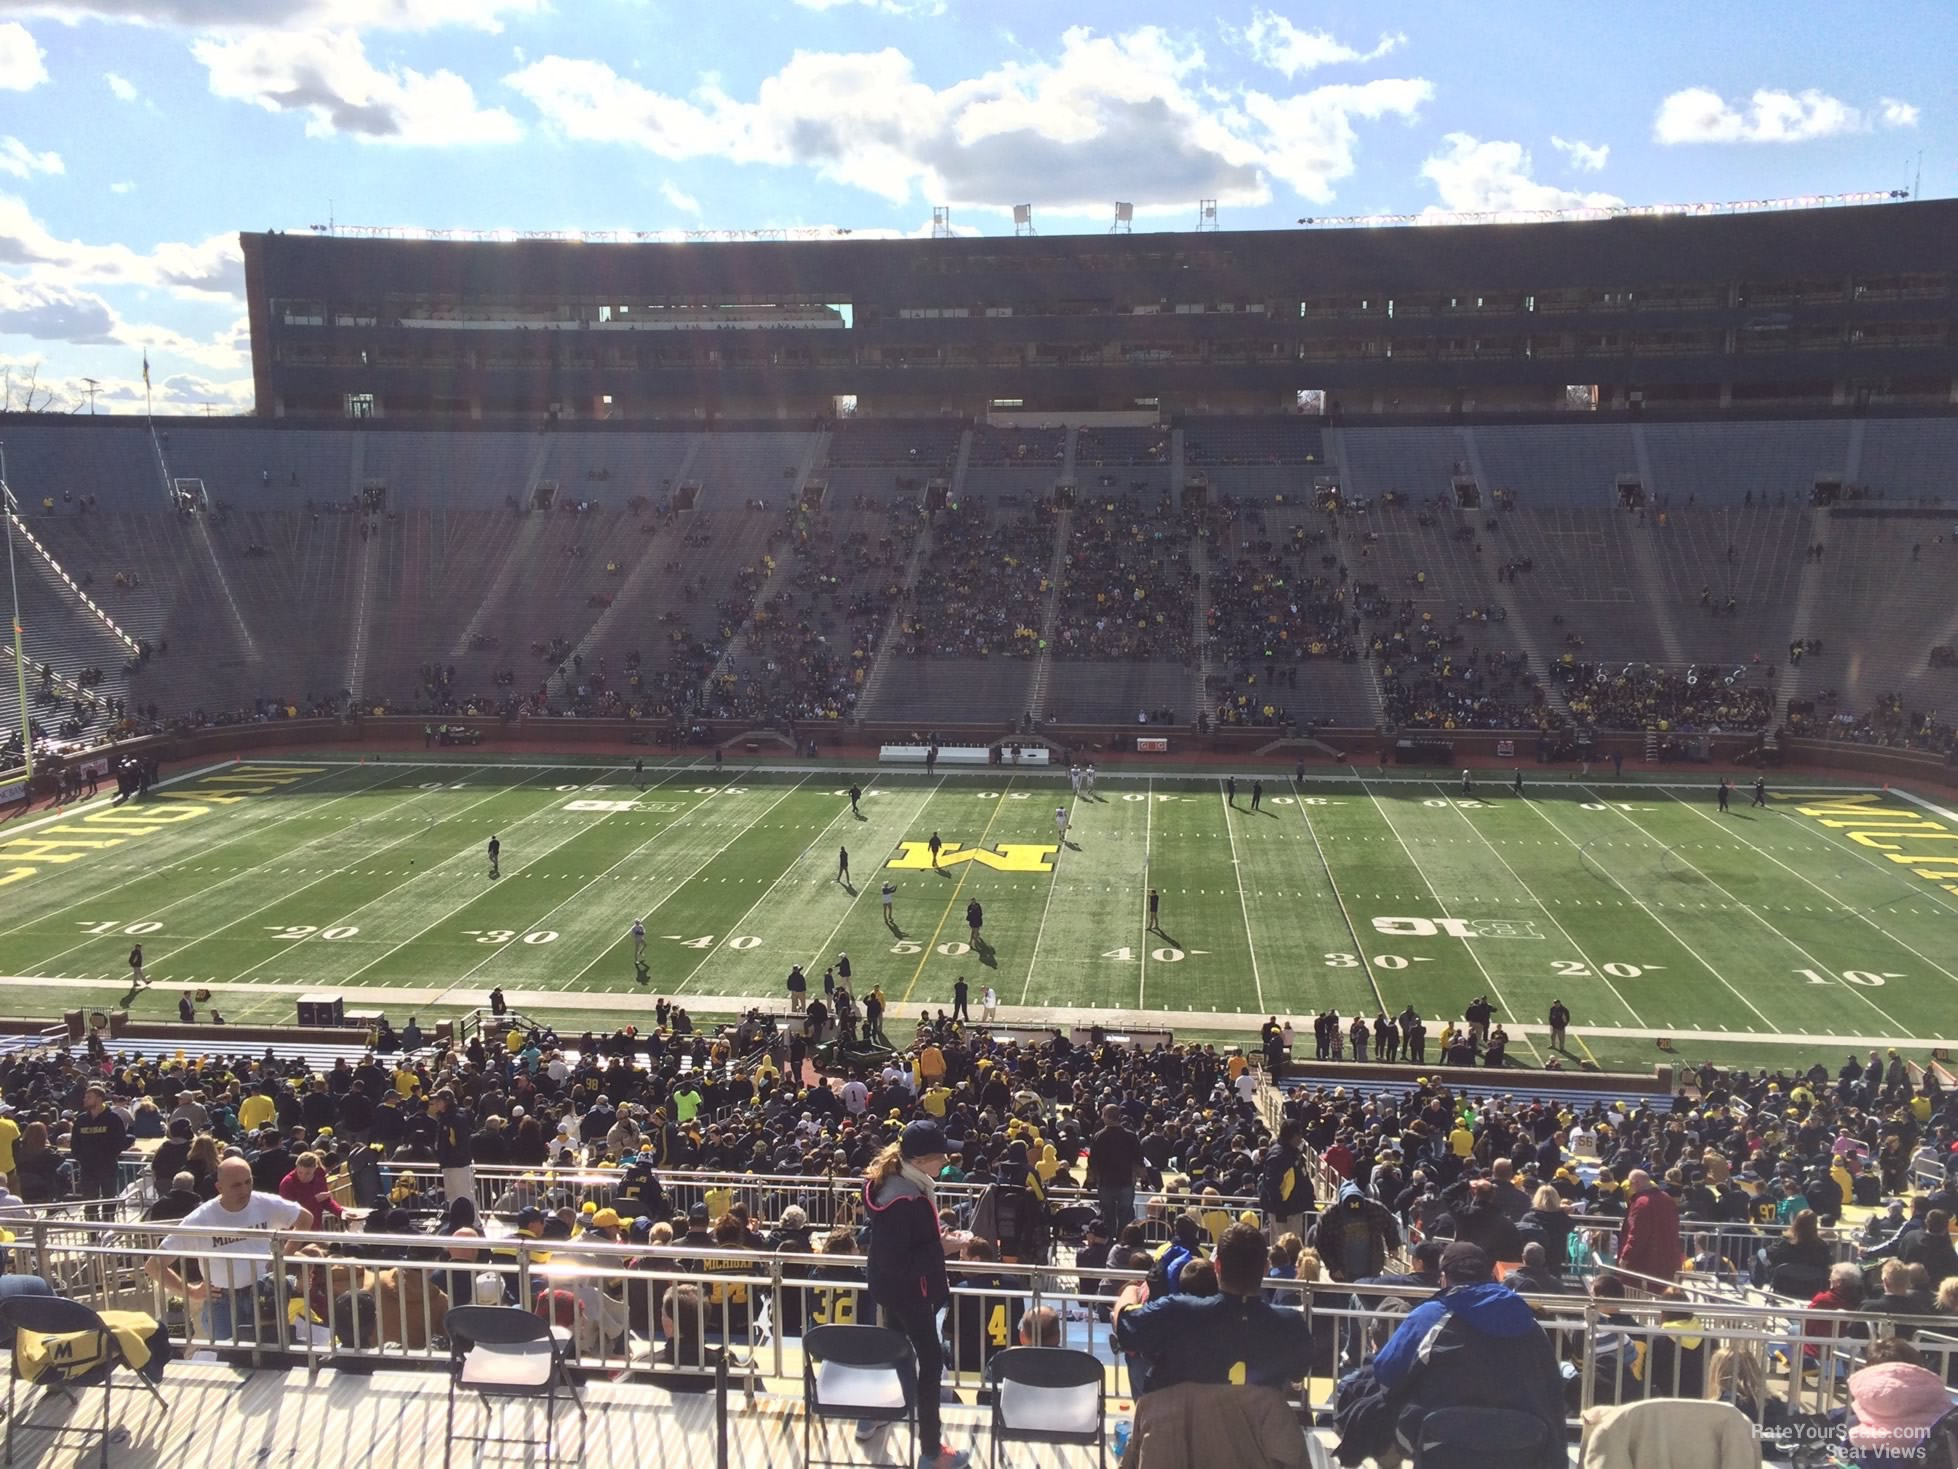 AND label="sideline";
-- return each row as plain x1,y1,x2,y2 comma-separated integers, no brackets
1,974,1952,1051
